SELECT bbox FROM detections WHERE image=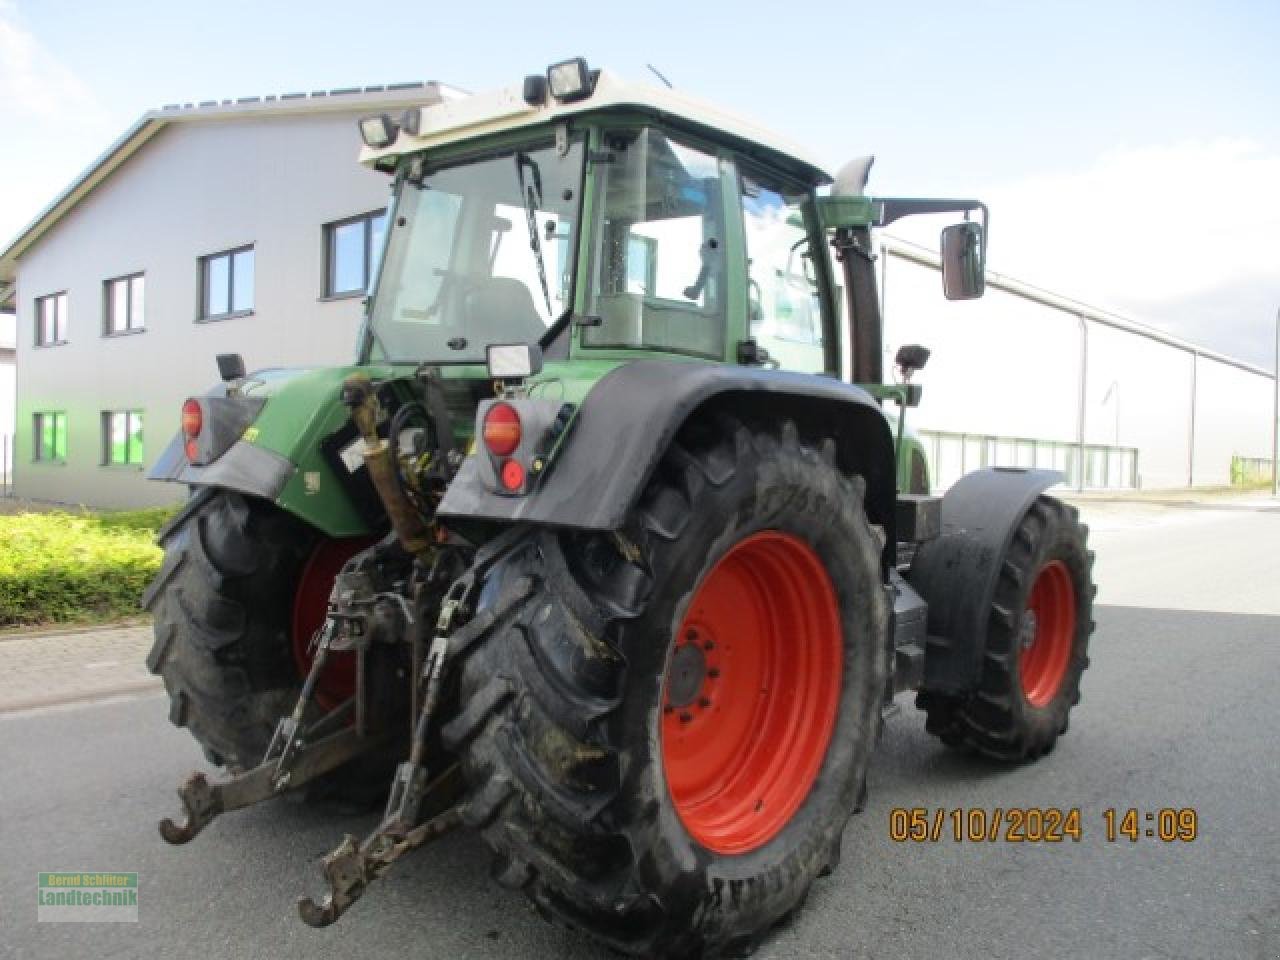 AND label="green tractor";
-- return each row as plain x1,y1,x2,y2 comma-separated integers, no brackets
145,59,1095,959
